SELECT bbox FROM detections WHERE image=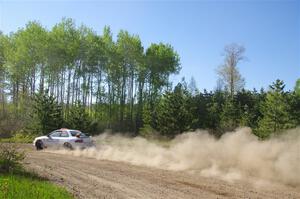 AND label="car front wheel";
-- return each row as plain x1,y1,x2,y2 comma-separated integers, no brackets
35,140,43,150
